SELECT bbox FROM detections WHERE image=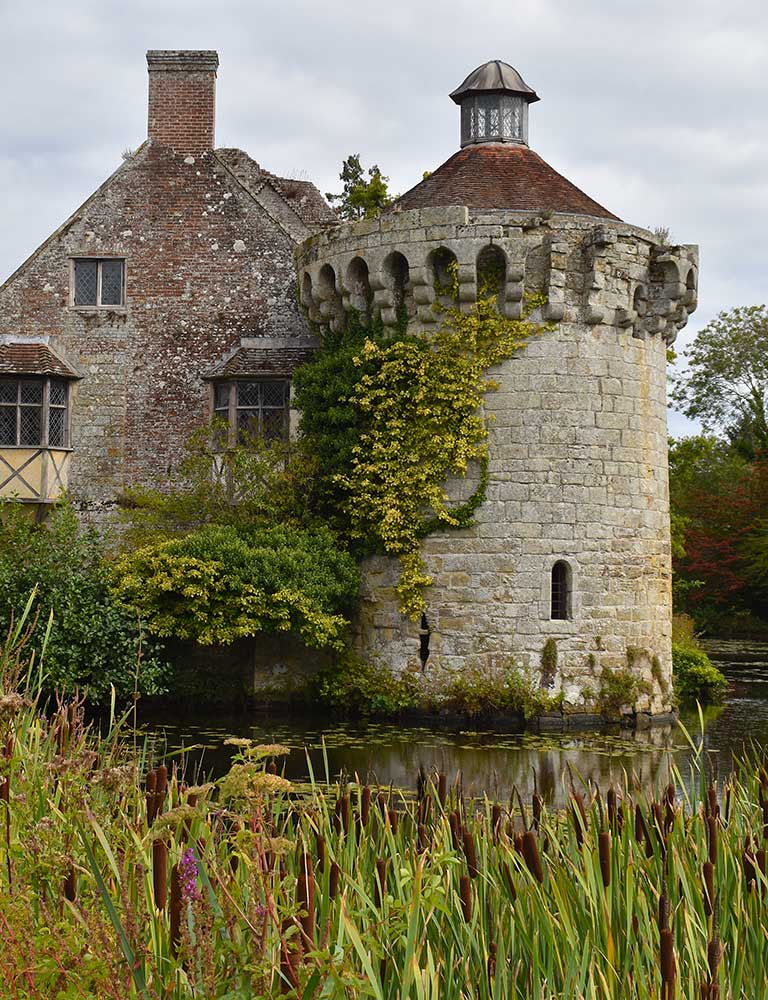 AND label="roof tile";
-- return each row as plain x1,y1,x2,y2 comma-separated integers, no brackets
391,143,619,220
